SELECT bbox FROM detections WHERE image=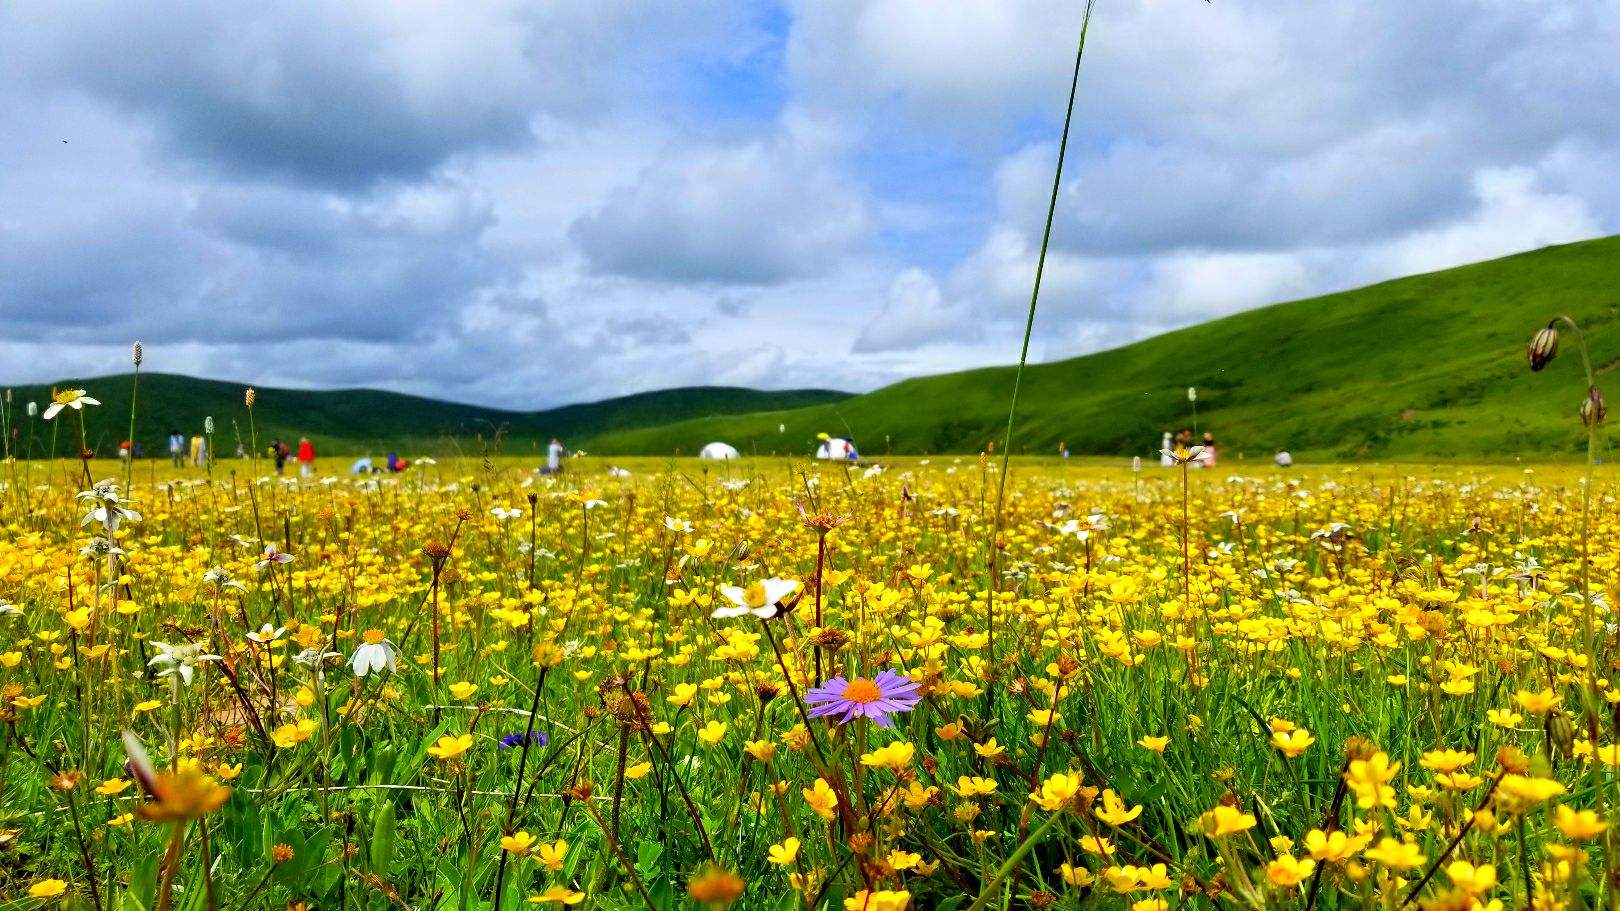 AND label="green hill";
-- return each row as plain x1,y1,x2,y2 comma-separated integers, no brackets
587,236,1620,460
0,373,848,460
